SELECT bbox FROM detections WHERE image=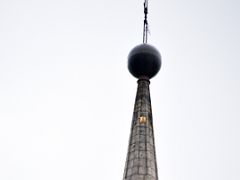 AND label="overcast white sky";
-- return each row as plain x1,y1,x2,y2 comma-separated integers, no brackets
0,0,240,180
